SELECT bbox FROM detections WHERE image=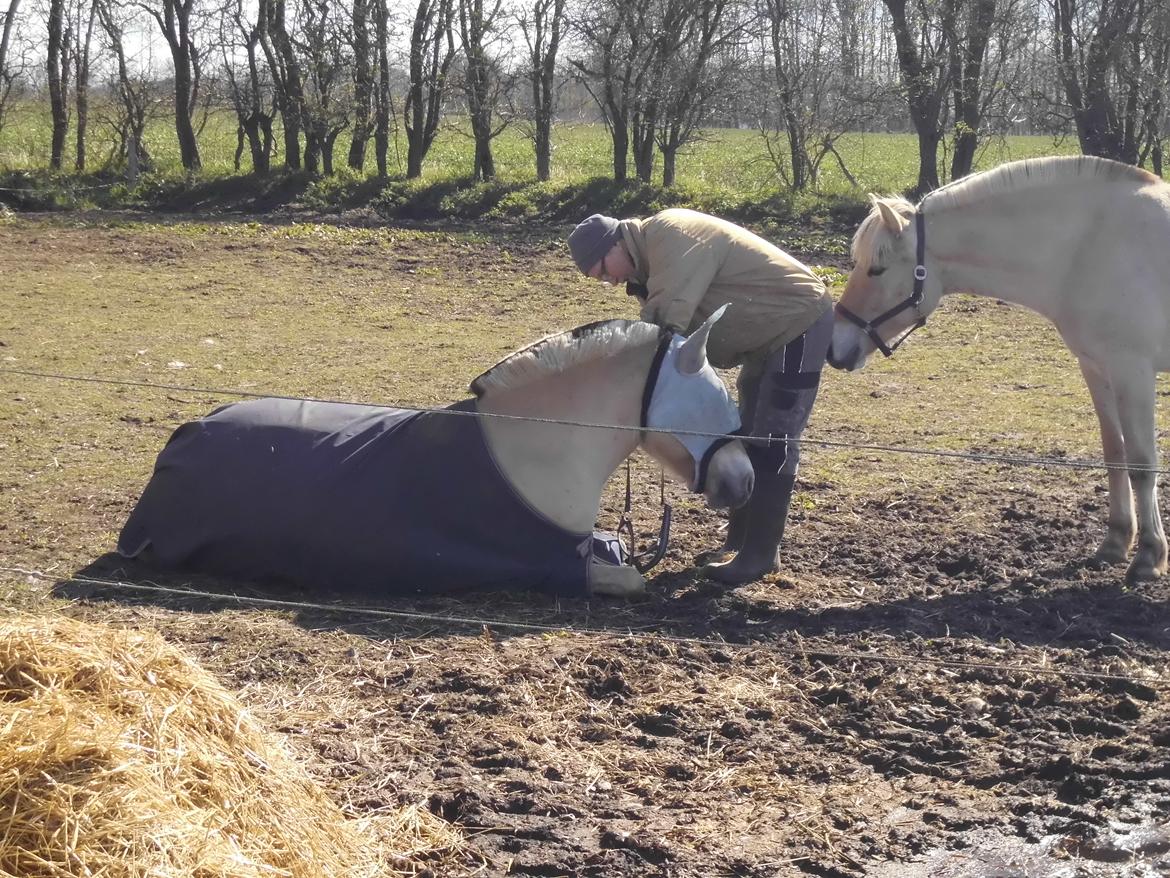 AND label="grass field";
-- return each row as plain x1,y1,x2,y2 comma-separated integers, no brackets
0,99,1084,206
